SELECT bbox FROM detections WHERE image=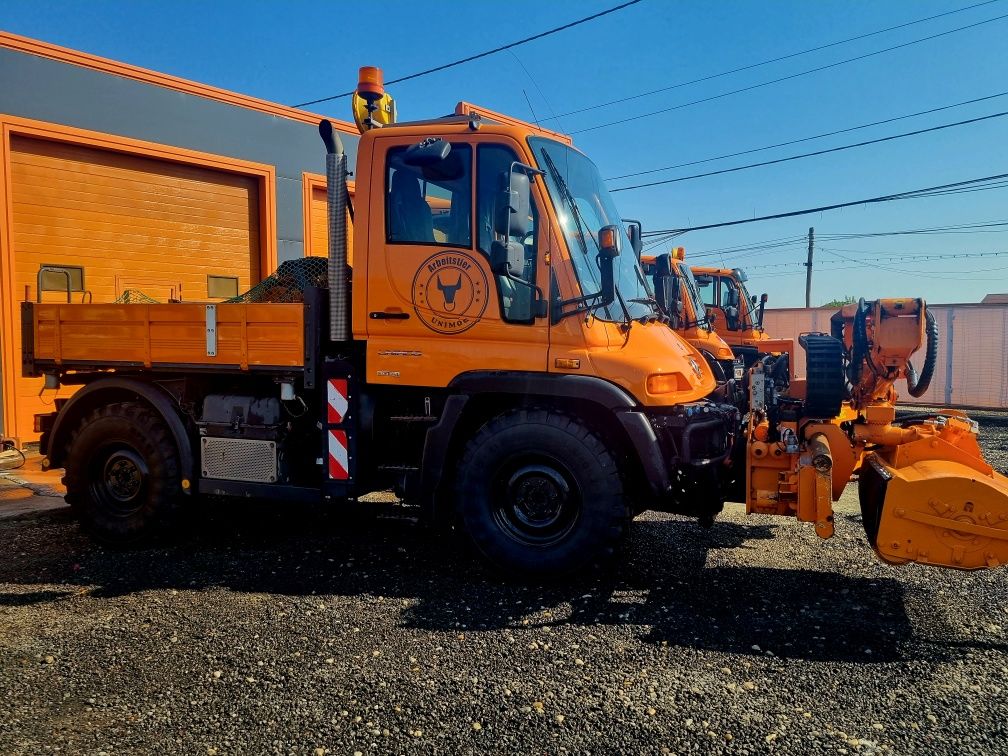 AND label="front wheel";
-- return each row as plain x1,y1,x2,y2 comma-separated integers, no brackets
63,401,182,545
455,409,629,576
